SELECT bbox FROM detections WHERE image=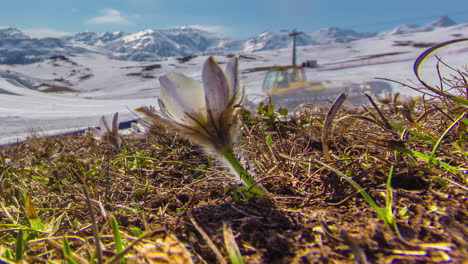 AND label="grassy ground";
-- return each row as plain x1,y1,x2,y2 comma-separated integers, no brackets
0,90,466,263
